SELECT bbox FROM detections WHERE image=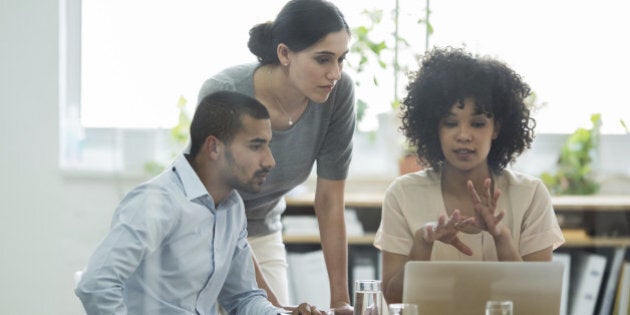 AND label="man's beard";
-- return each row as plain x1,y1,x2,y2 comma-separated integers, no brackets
224,149,269,194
